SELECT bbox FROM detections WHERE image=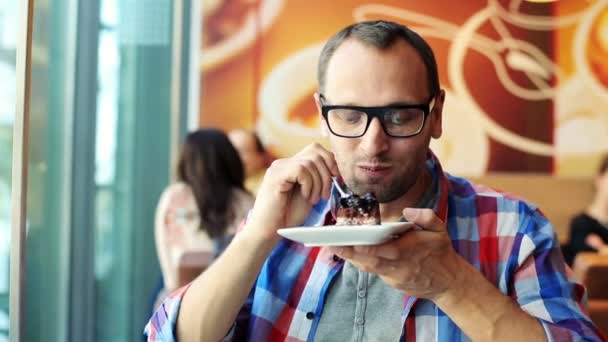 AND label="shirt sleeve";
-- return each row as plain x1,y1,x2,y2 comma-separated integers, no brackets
143,281,254,341
512,208,606,341
144,284,191,342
